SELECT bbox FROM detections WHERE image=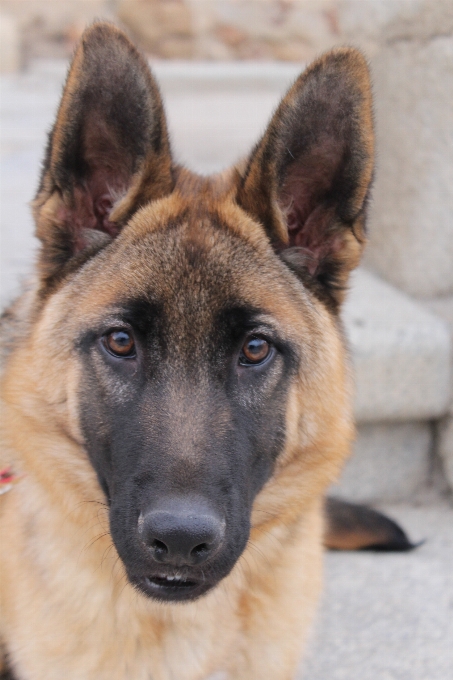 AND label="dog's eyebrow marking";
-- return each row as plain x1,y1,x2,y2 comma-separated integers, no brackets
240,314,284,338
